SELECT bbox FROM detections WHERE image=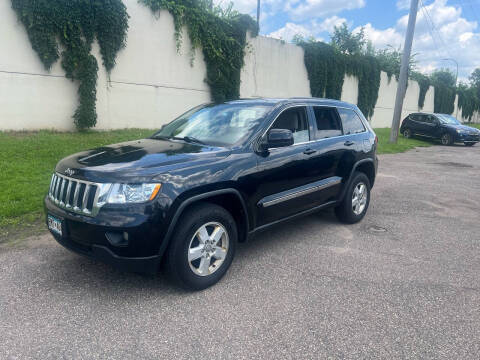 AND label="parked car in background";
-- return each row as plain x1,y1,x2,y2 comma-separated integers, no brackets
45,98,378,290
400,113,480,146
